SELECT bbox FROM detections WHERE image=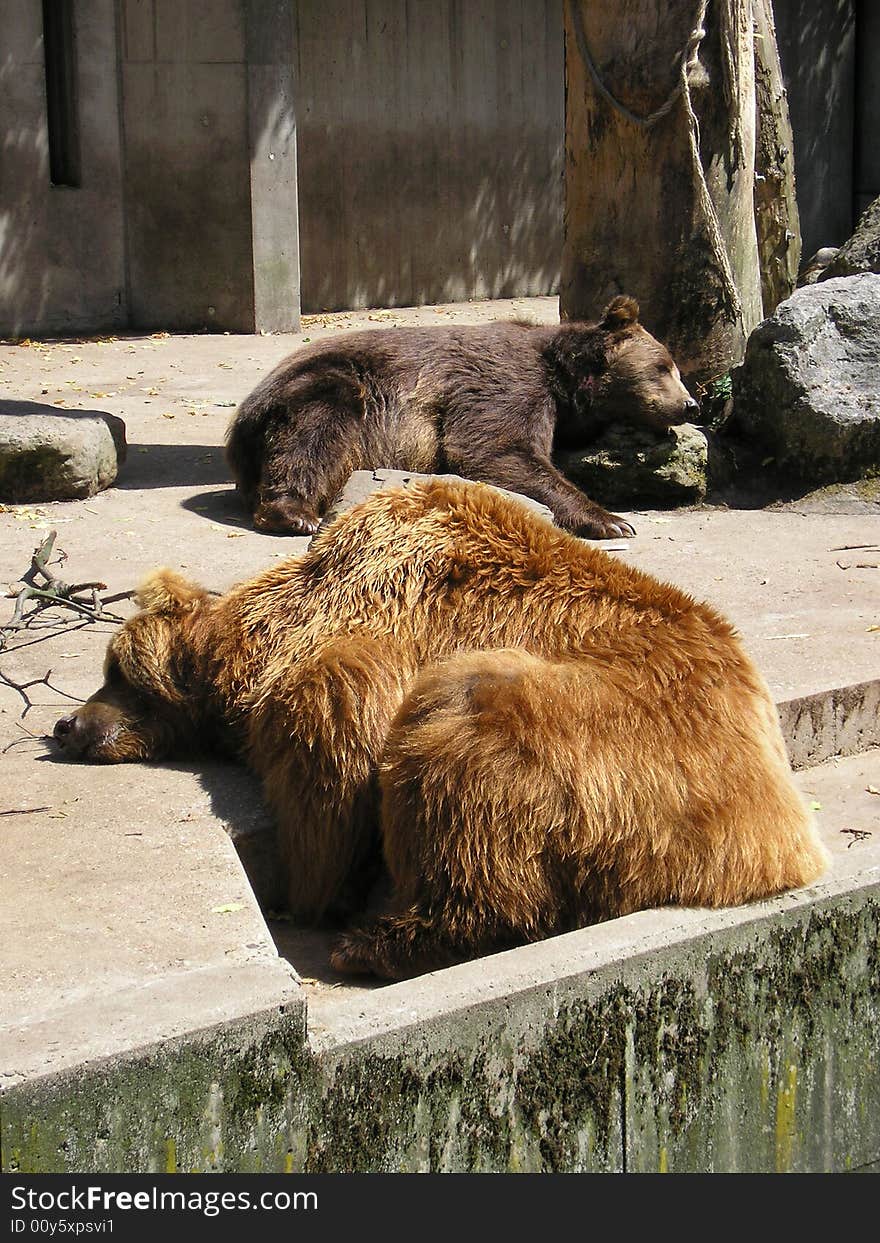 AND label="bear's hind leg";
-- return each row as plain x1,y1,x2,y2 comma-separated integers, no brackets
330,648,608,980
